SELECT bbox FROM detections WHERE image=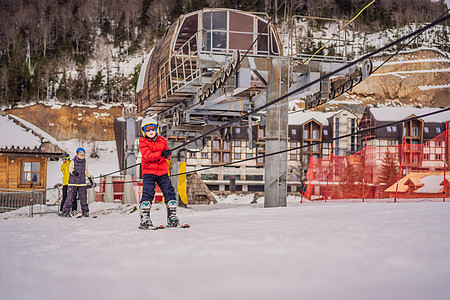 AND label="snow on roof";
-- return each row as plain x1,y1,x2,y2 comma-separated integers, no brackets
416,175,450,194
288,110,339,126
370,107,450,123
0,115,42,150
8,115,60,146
136,49,153,93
